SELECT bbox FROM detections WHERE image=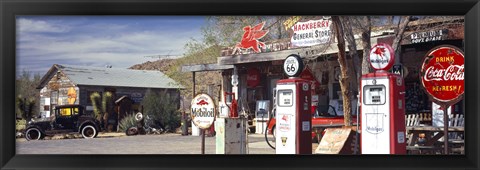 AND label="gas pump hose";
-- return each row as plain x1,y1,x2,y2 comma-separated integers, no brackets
264,115,275,150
